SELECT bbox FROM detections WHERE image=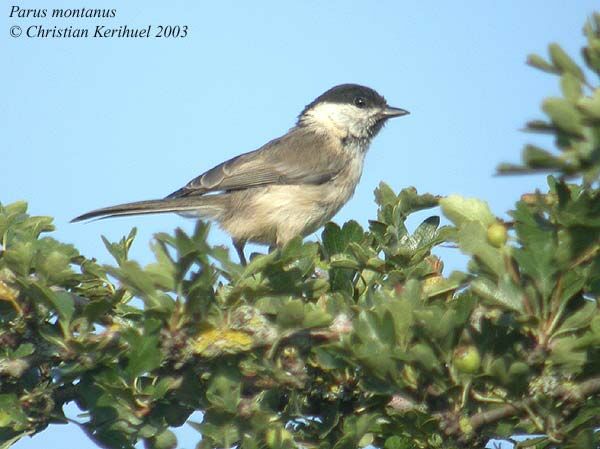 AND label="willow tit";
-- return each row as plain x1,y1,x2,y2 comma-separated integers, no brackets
72,84,409,264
